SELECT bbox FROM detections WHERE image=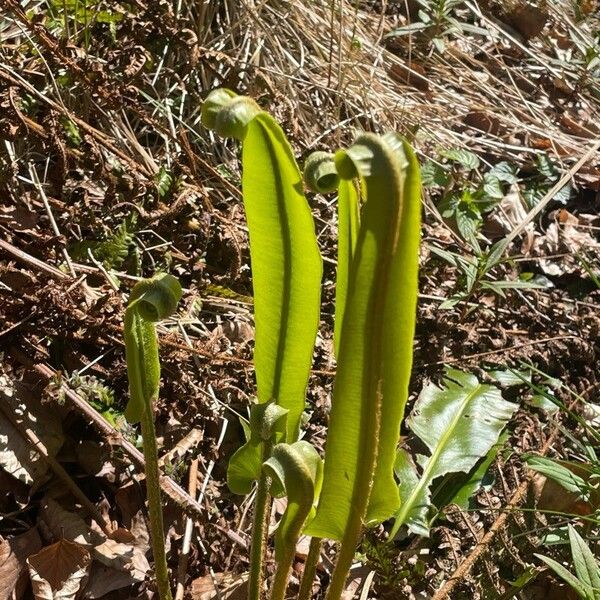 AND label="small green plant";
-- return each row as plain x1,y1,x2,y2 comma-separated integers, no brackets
536,525,600,600
67,372,125,428
123,273,182,600
72,215,136,270
385,0,468,53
